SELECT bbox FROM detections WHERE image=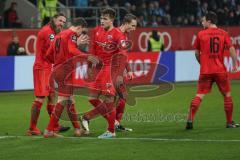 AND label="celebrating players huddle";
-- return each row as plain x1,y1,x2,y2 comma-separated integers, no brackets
27,8,137,138
27,9,239,139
